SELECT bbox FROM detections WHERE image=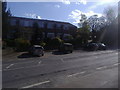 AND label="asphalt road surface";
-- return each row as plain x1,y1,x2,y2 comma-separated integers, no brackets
2,50,119,88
